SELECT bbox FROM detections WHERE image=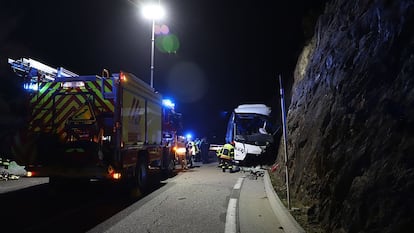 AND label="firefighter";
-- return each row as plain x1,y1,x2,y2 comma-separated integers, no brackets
194,138,202,162
187,141,199,162
216,147,223,167
193,139,200,160
186,141,195,168
216,143,235,172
